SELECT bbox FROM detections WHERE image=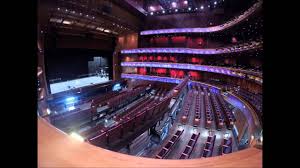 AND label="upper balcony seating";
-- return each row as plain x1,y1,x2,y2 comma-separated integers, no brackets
221,137,233,155
155,129,184,159
216,94,236,129
179,133,200,159
180,90,194,124
202,135,216,158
